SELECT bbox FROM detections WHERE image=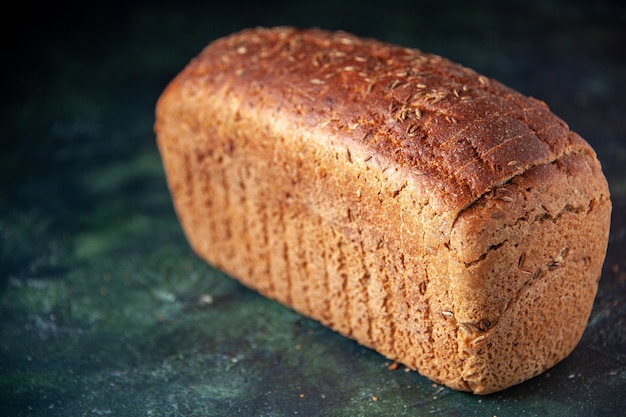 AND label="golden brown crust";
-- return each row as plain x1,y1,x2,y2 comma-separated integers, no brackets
154,26,611,394
170,26,593,213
